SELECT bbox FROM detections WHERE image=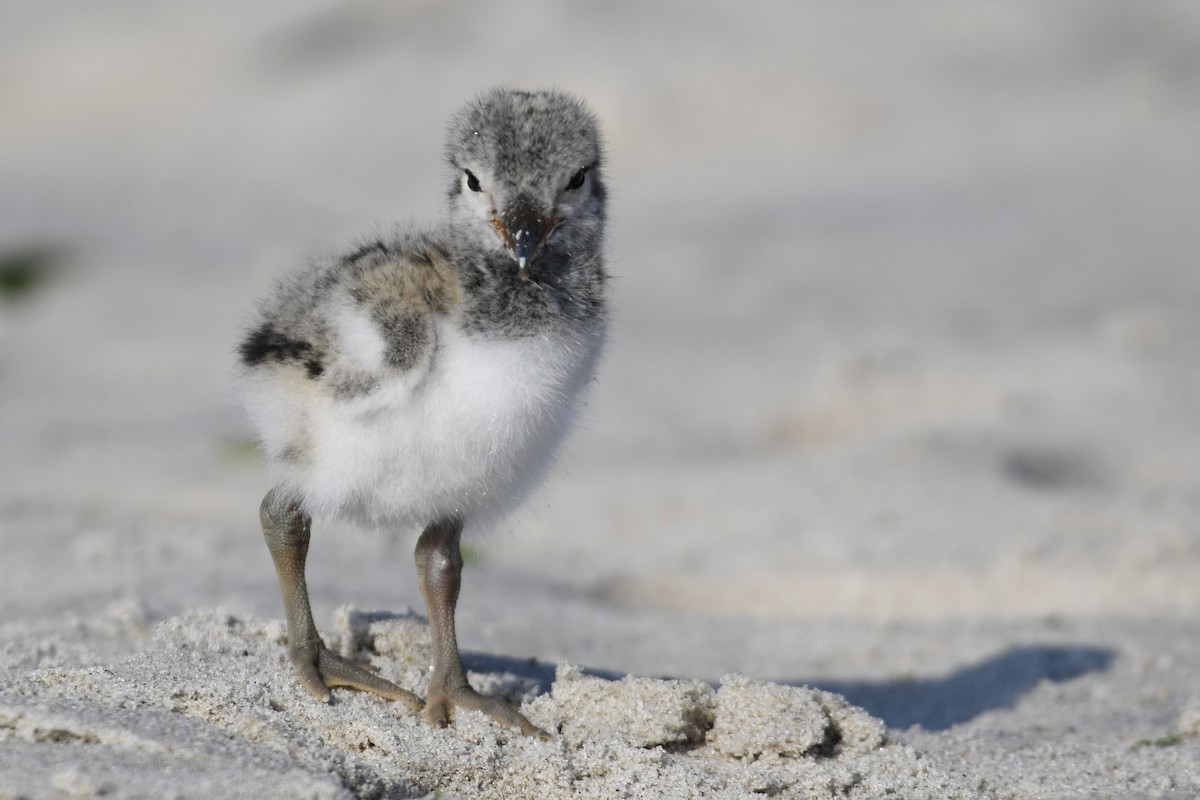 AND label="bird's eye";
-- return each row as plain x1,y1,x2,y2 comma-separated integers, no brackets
464,169,481,192
566,167,588,191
